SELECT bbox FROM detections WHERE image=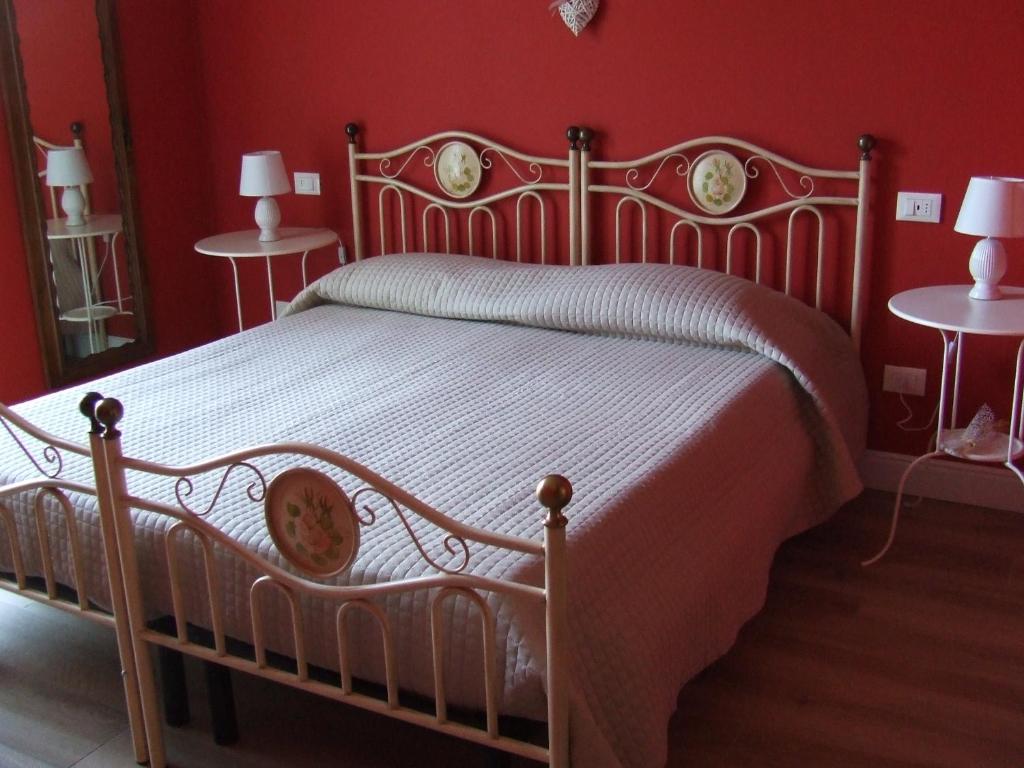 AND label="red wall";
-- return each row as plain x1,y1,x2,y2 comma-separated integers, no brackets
117,0,220,358
3,0,1023,456
190,0,1024,453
